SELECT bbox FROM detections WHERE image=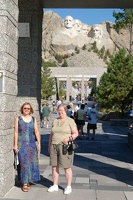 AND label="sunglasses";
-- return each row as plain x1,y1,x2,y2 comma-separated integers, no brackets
23,107,30,110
